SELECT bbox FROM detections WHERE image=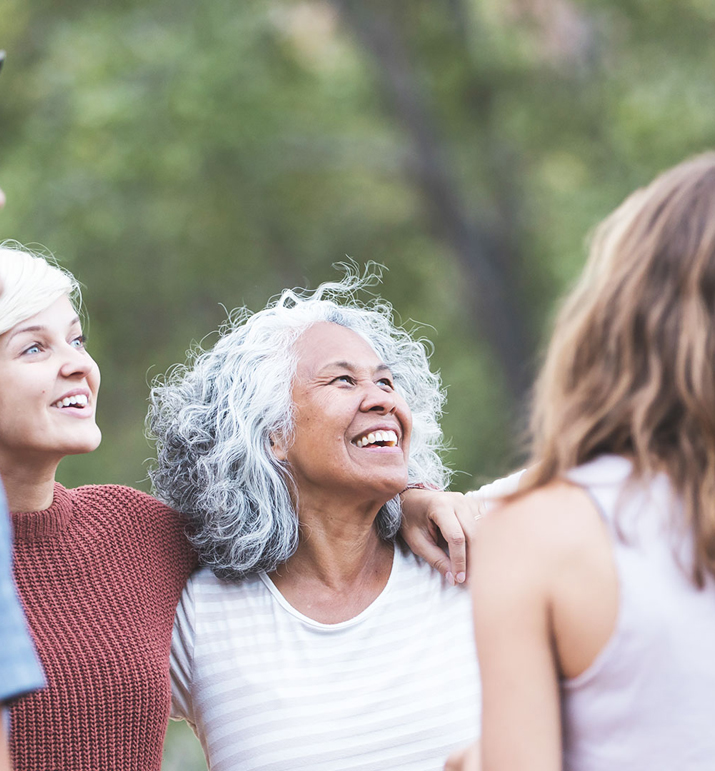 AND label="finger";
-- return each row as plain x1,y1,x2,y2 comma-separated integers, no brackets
402,527,454,581
443,753,460,771
466,741,480,770
443,744,469,771
428,505,467,582
444,742,480,771
457,493,488,532
449,497,490,580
